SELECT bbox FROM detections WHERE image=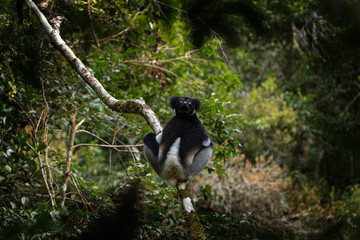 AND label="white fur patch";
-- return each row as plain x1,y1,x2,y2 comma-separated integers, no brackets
160,138,185,180
167,137,181,160
185,147,199,166
202,138,211,147
155,132,162,143
183,197,195,213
